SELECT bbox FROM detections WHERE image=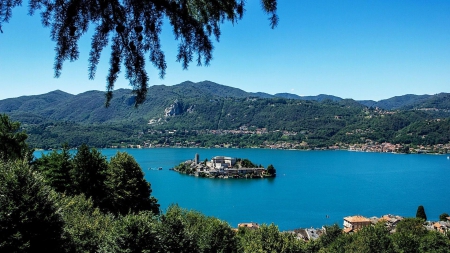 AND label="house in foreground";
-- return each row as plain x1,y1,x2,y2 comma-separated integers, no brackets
343,215,371,233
